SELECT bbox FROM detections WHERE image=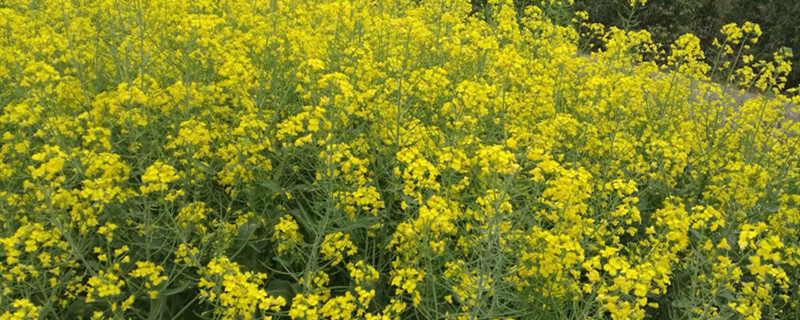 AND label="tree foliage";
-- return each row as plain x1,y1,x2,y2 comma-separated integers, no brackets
574,0,800,87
